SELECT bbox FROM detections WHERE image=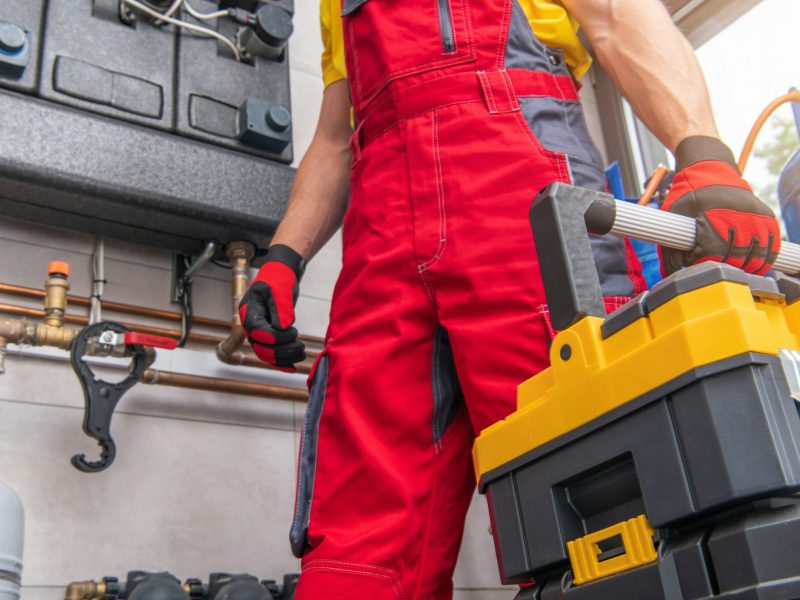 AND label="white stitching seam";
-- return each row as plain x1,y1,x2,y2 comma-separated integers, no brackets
495,0,512,69
477,71,497,113
499,69,520,112
418,110,447,272
418,264,438,310
366,98,483,148
302,563,406,600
